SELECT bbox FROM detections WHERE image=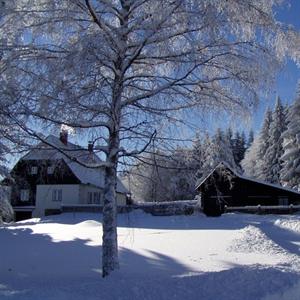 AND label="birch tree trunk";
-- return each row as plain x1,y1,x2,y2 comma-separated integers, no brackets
102,84,122,276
